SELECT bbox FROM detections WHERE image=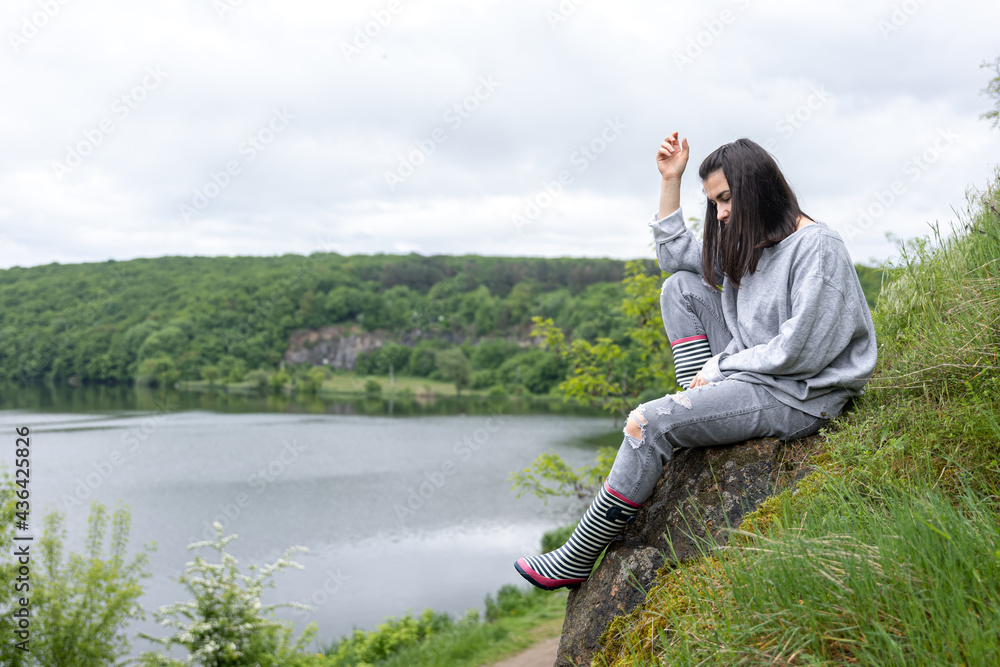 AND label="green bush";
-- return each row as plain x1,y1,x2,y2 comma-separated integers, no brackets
298,366,328,394
486,384,508,404
244,368,269,391
471,369,496,390
324,608,457,666
483,584,549,622
268,369,291,393
136,522,316,666
33,501,153,667
200,364,220,384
